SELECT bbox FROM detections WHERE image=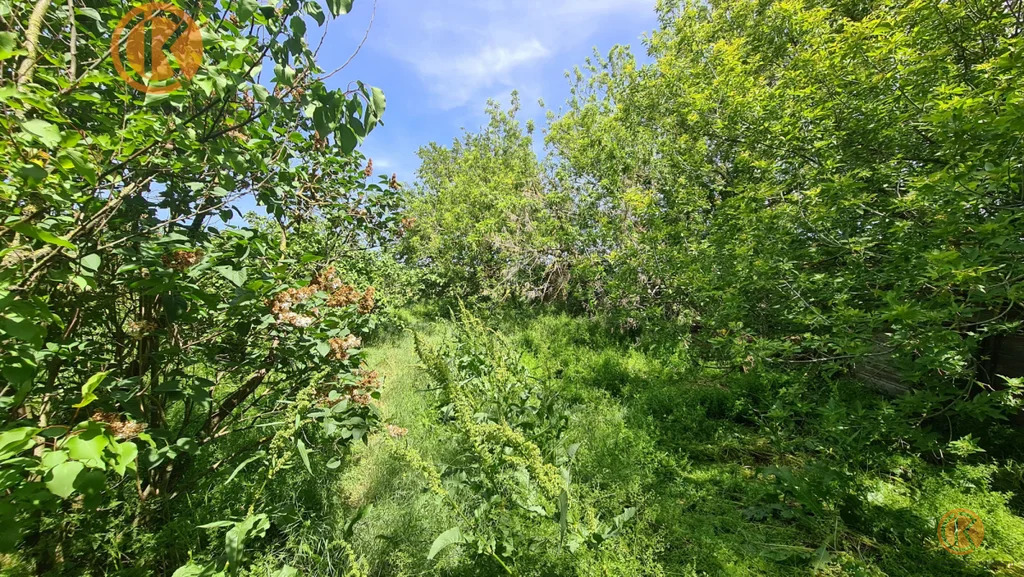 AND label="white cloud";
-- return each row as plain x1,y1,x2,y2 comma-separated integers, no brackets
414,40,549,108
379,0,656,109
